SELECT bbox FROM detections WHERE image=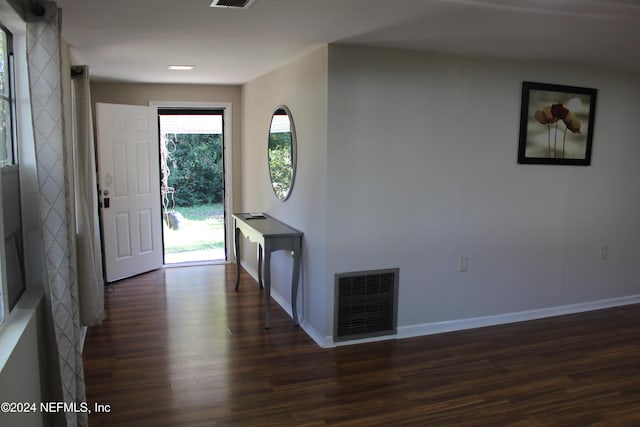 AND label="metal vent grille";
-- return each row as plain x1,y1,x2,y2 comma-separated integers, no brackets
334,268,399,342
210,0,256,8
